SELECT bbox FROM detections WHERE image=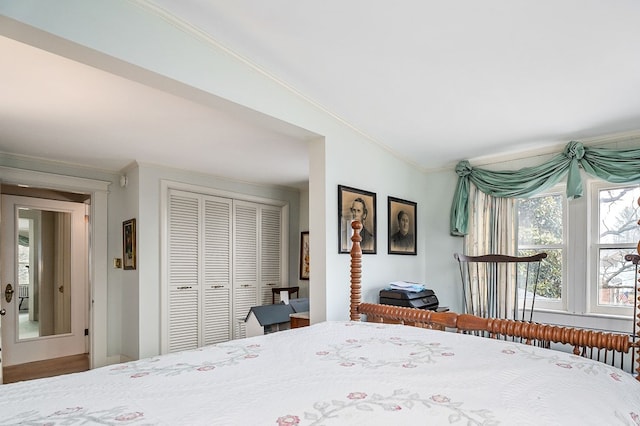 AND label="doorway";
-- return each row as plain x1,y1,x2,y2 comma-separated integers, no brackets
1,191,89,372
